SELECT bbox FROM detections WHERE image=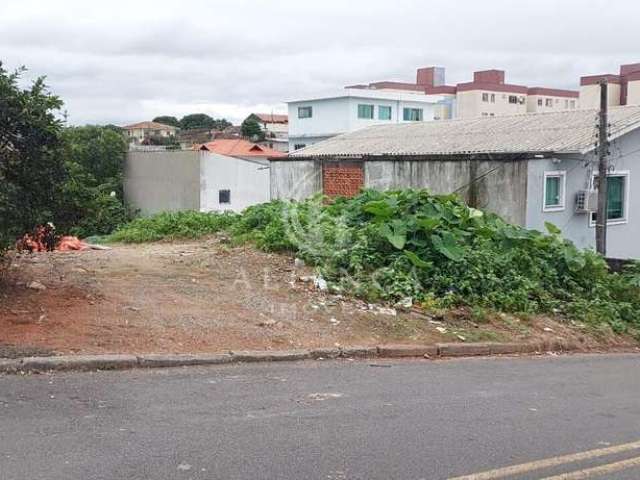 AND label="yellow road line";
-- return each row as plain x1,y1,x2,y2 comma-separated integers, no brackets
539,455,640,479
448,439,640,480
